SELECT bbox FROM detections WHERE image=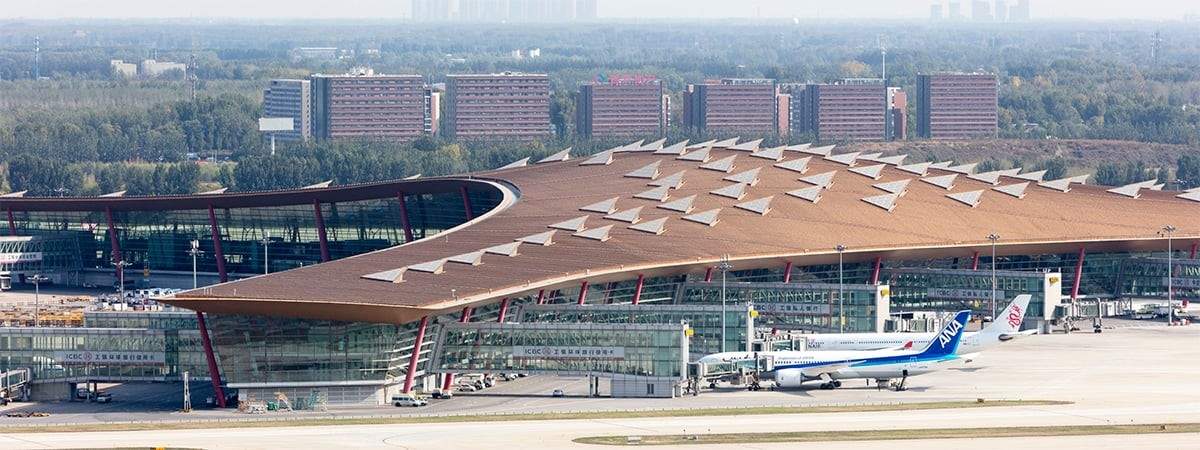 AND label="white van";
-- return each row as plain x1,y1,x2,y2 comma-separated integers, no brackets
391,395,427,407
